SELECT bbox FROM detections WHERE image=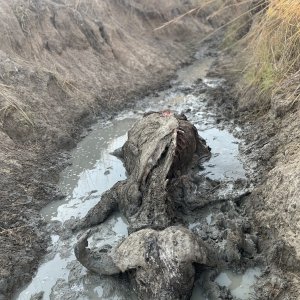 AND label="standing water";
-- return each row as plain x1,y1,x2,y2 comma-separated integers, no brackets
15,51,260,300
